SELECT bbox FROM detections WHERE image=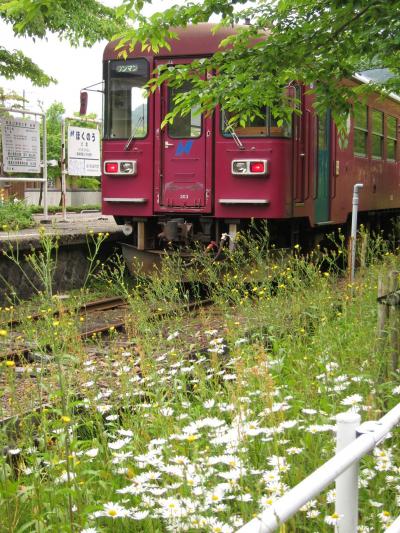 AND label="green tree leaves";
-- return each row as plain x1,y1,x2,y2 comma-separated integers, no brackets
0,0,125,86
117,0,400,133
